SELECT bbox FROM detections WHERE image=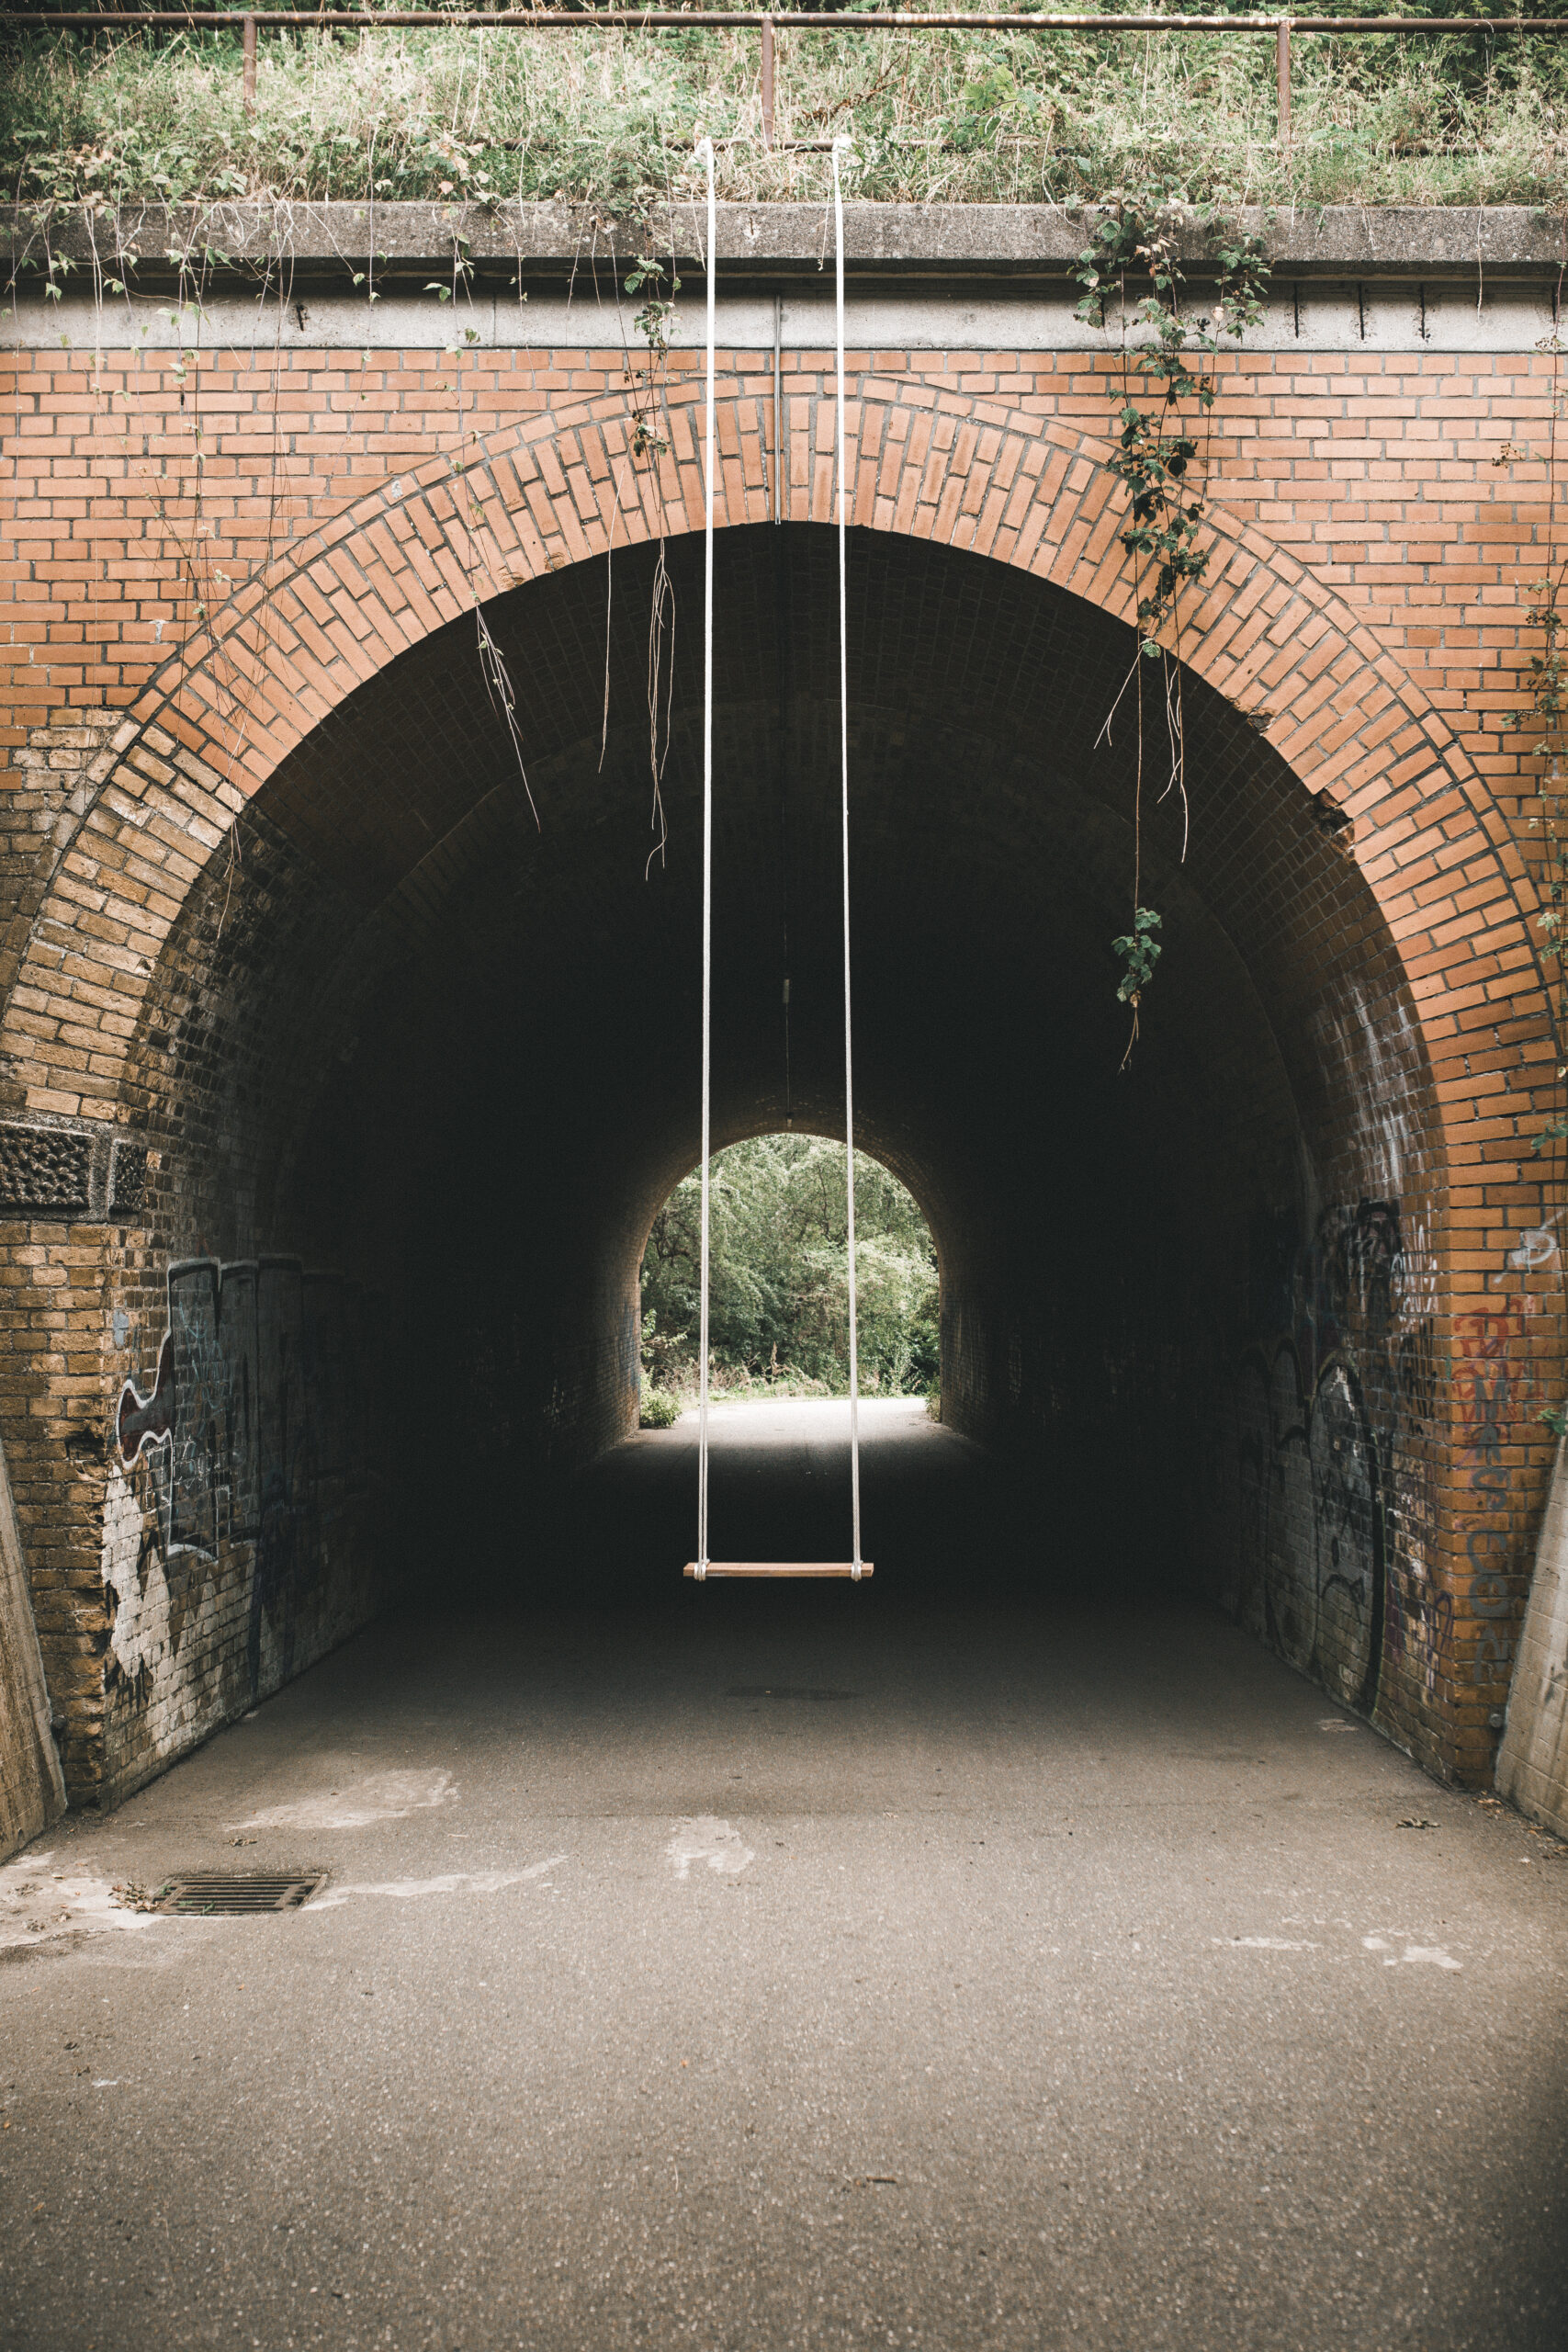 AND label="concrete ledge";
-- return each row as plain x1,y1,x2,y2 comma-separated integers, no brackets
8,200,1568,294
14,281,1557,356
10,202,1565,352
